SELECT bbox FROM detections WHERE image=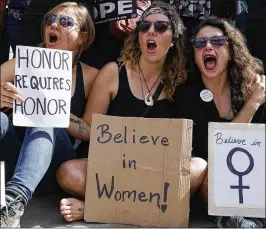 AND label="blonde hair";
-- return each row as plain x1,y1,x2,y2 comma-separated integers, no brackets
40,2,95,63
